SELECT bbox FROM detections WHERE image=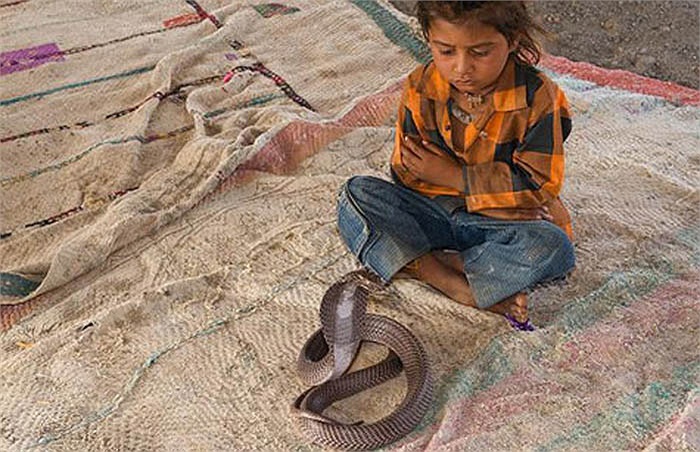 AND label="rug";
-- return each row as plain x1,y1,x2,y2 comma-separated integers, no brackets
1,1,698,450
